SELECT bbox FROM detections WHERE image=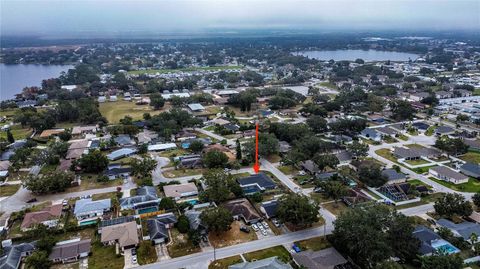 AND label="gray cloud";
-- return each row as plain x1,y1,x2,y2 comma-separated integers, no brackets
1,0,479,37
